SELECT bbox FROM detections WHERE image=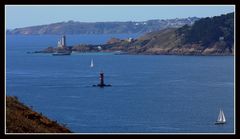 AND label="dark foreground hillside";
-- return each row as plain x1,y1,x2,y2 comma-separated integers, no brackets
6,96,71,133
